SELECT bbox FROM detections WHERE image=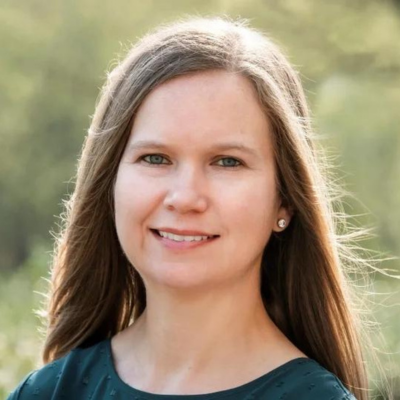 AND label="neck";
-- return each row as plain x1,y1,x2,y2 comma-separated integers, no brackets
113,268,297,388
